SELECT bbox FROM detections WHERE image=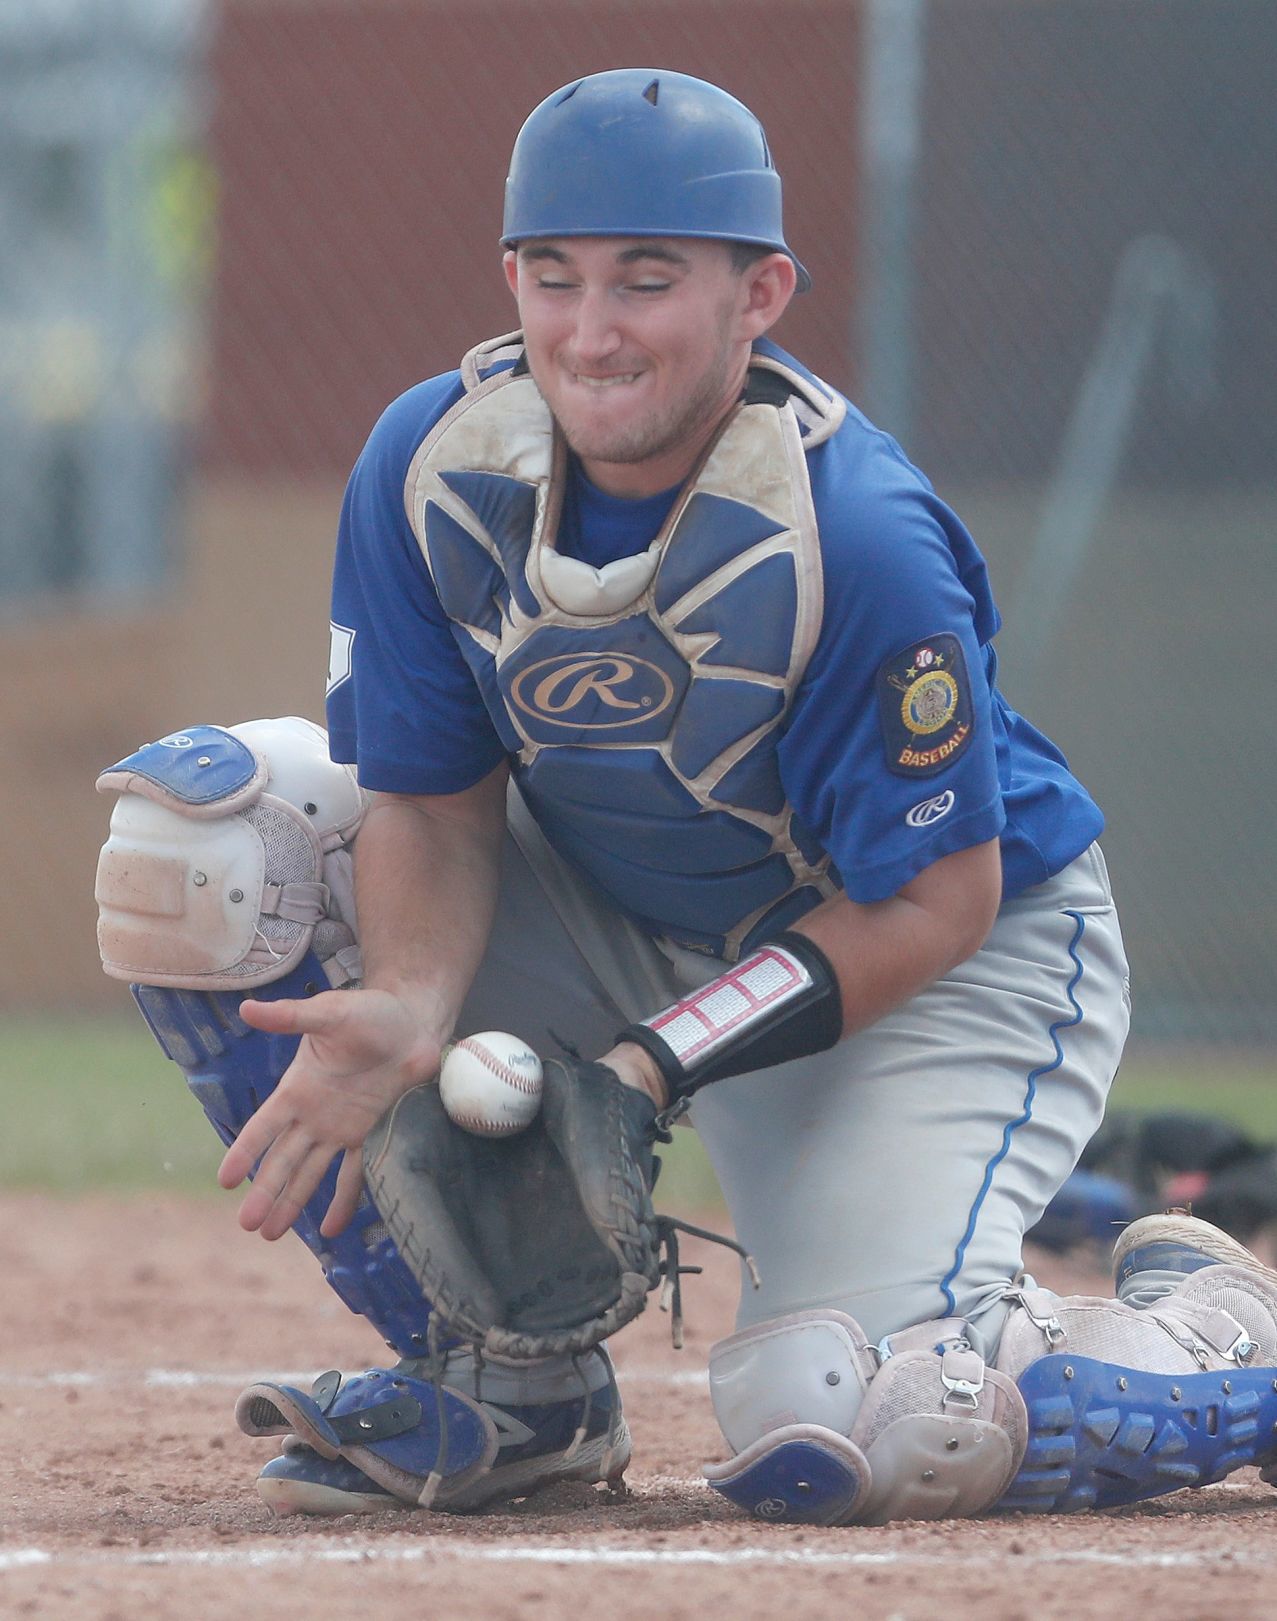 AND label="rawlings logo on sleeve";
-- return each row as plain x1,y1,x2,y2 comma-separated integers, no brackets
876,633,974,776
